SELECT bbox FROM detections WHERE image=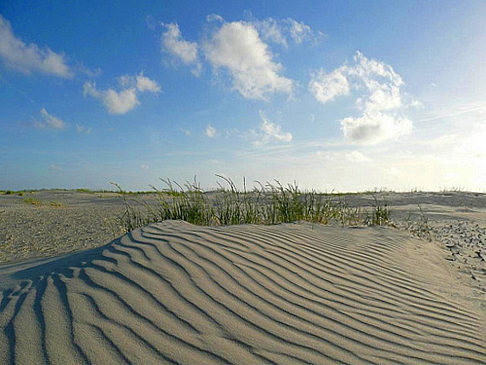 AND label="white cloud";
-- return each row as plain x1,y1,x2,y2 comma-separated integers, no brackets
255,18,288,47
103,88,139,115
252,110,292,145
287,18,313,44
35,108,66,130
83,73,159,114
255,17,323,47
309,68,350,104
206,14,224,23
136,73,161,92
0,15,72,77
84,83,139,114
341,112,412,144
119,72,161,92
140,164,150,170
203,21,293,99
310,51,412,144
206,124,216,138
161,22,201,75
